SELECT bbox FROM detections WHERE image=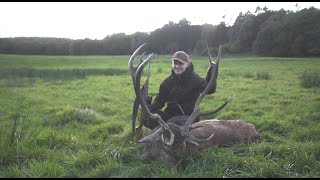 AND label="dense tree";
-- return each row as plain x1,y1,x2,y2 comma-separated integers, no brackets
0,7,319,57
253,7,320,57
